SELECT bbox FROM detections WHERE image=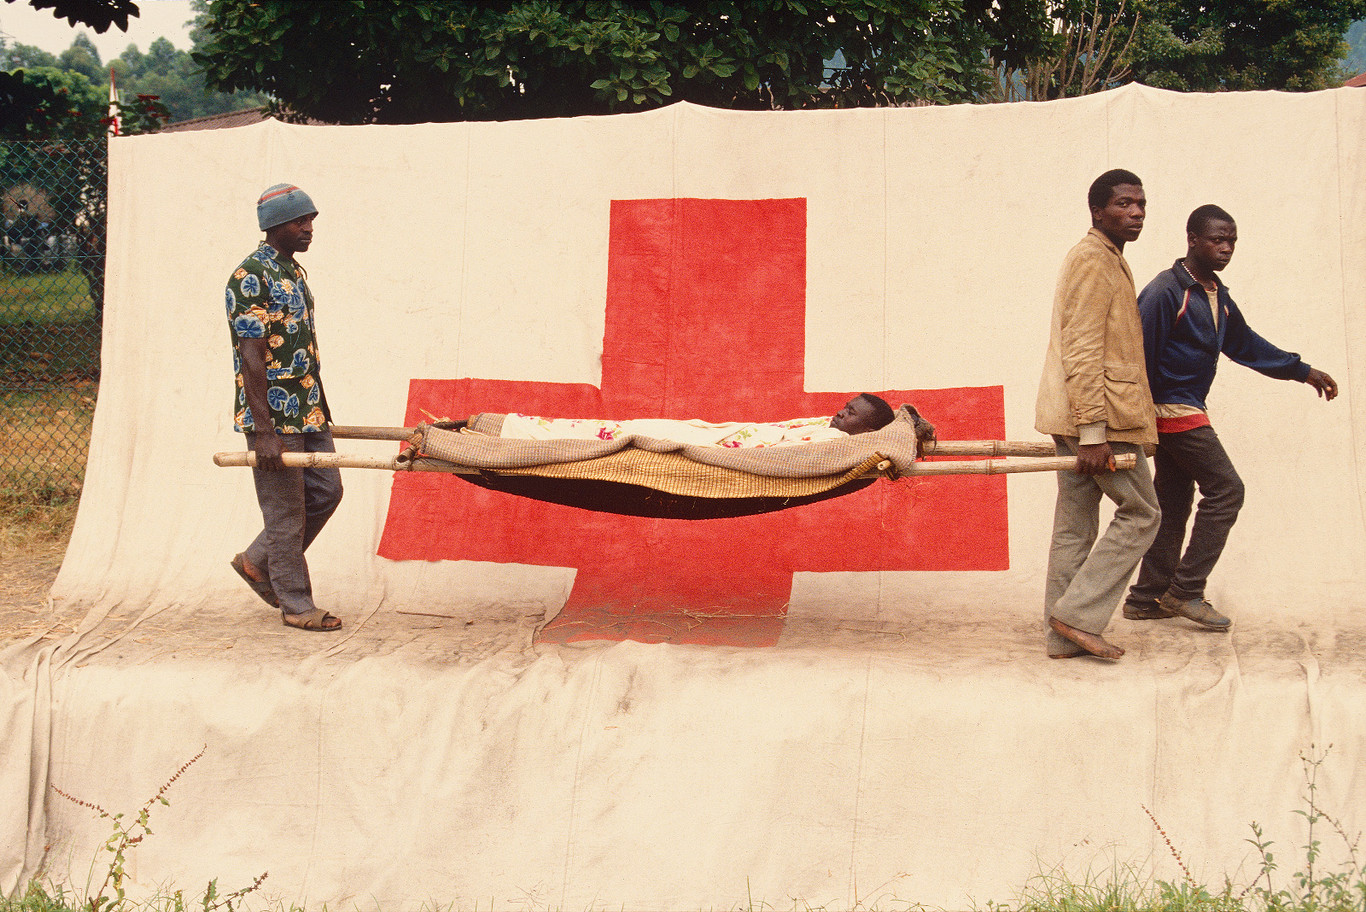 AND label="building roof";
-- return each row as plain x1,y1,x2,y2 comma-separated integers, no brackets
159,107,326,132
1346,72,1366,88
